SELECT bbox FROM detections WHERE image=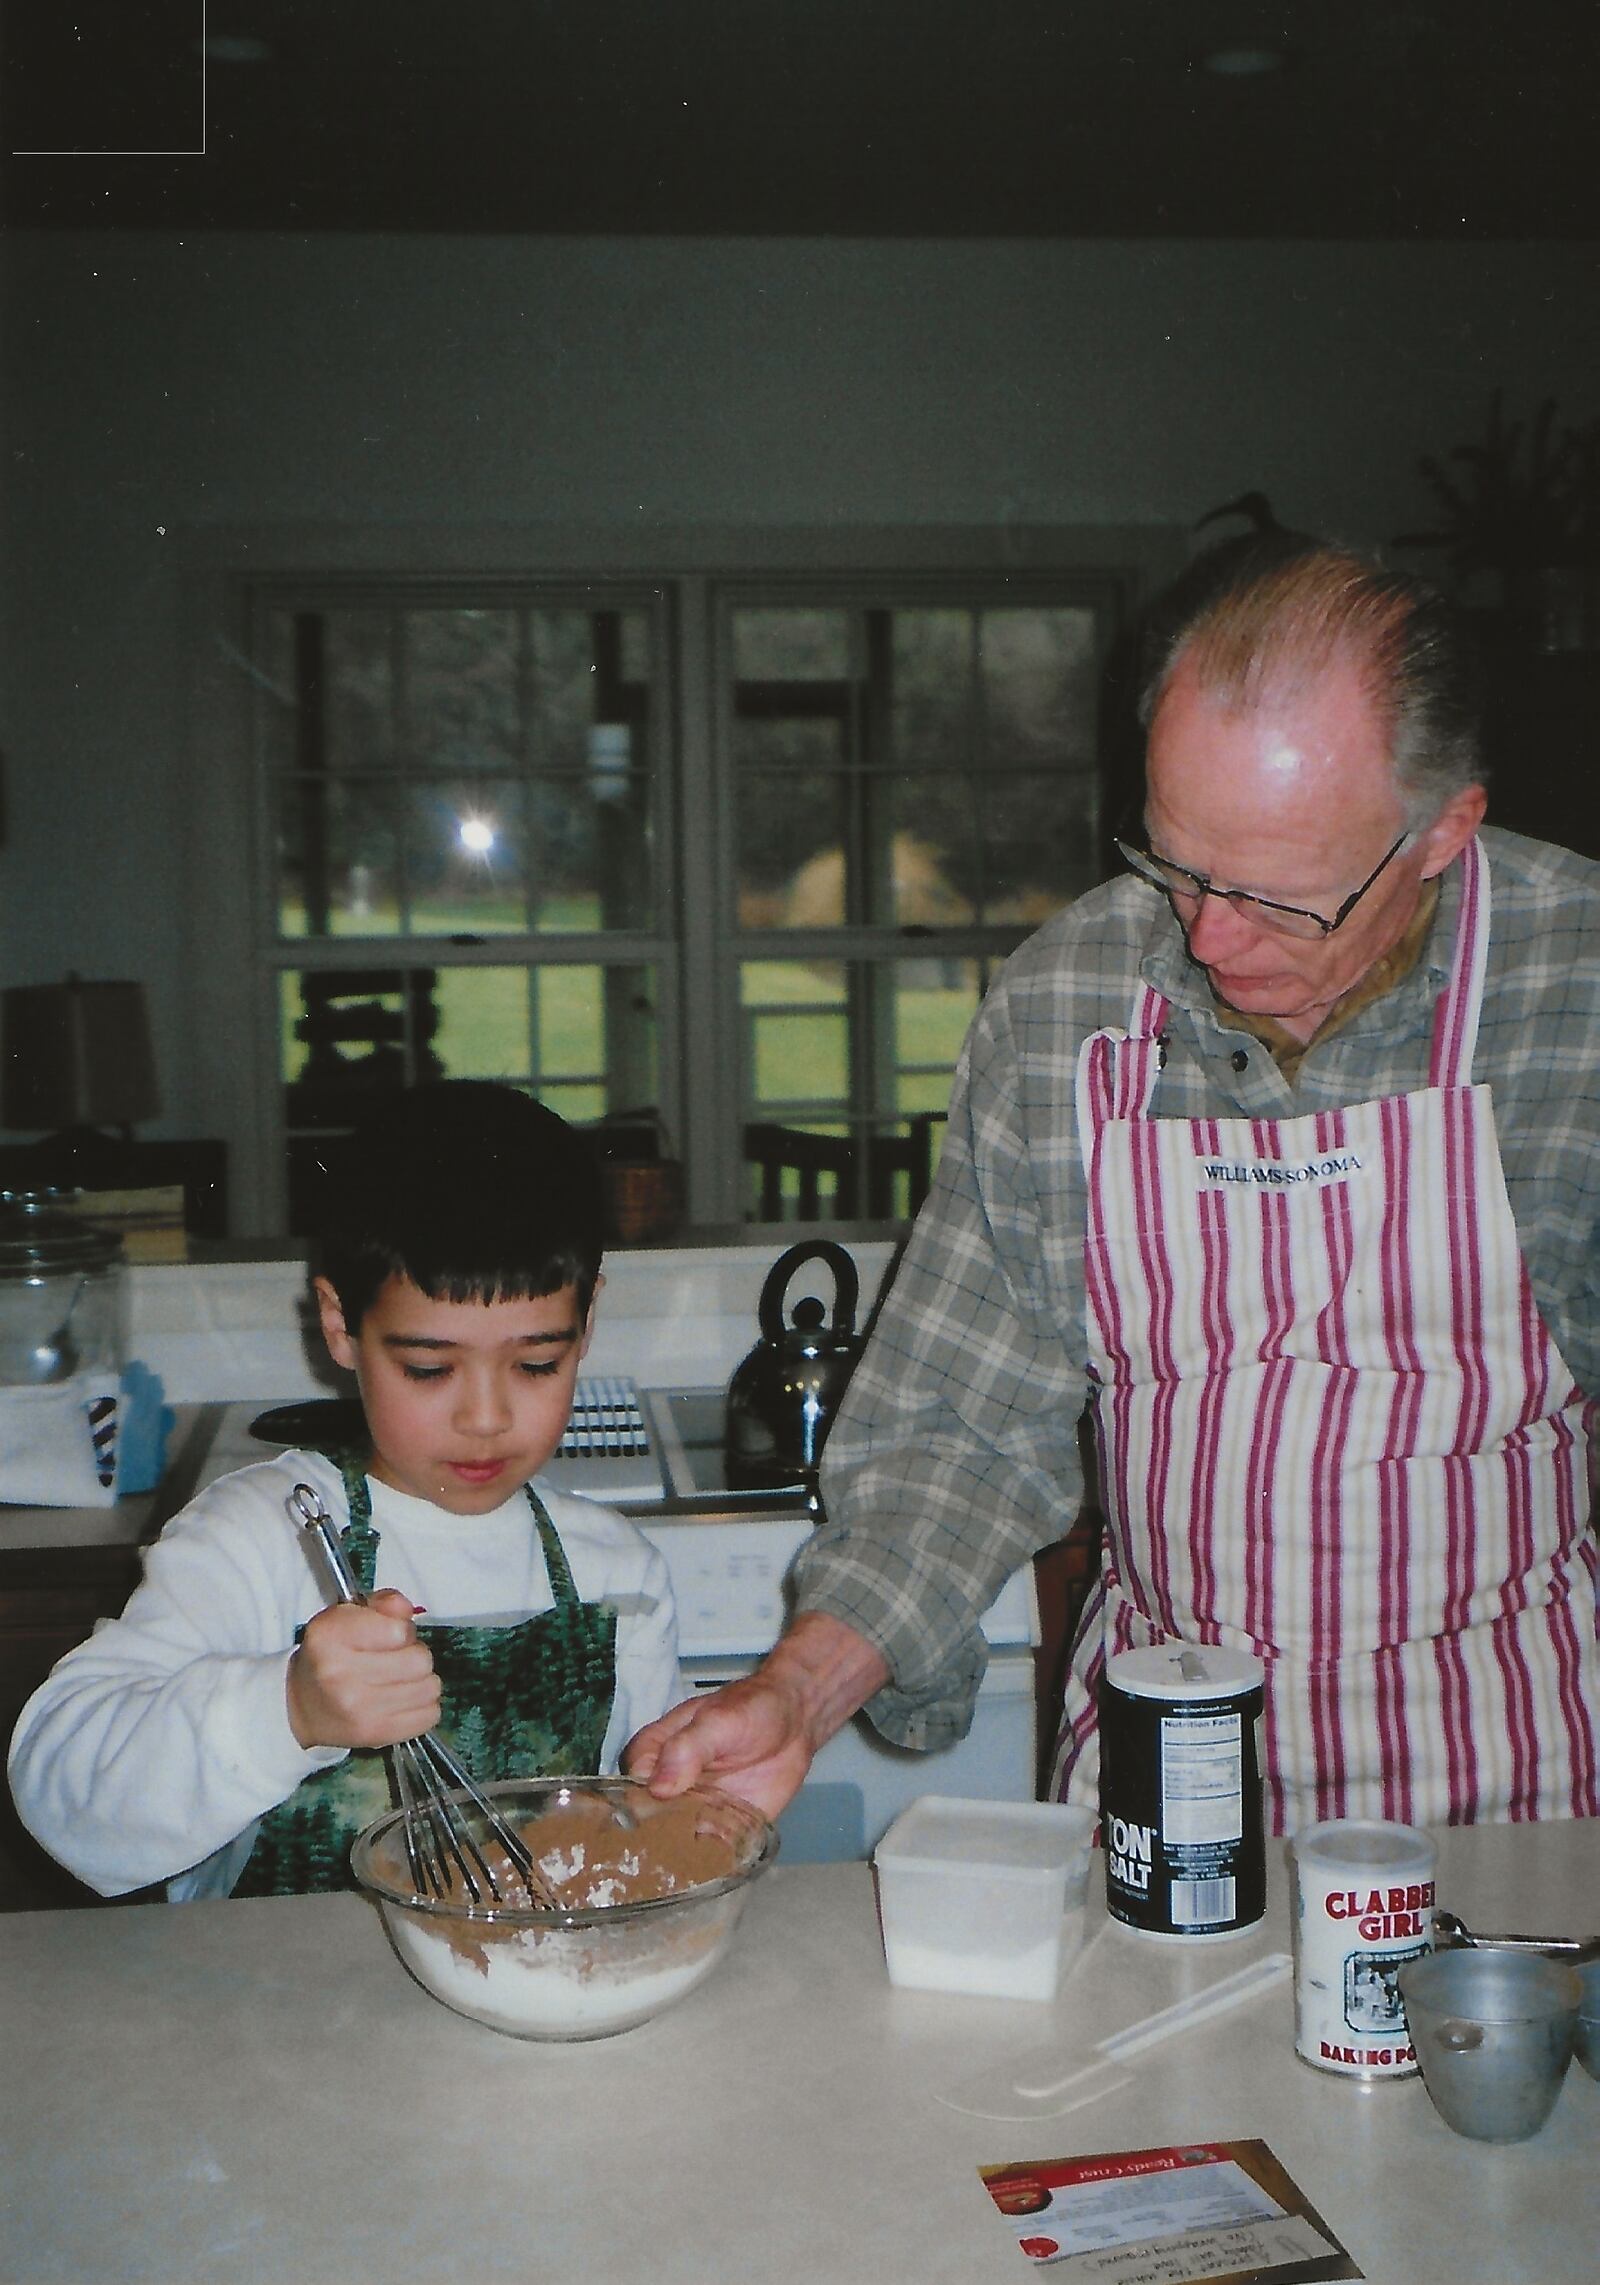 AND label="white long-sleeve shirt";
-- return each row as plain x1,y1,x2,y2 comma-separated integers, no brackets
8,1447,686,1900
